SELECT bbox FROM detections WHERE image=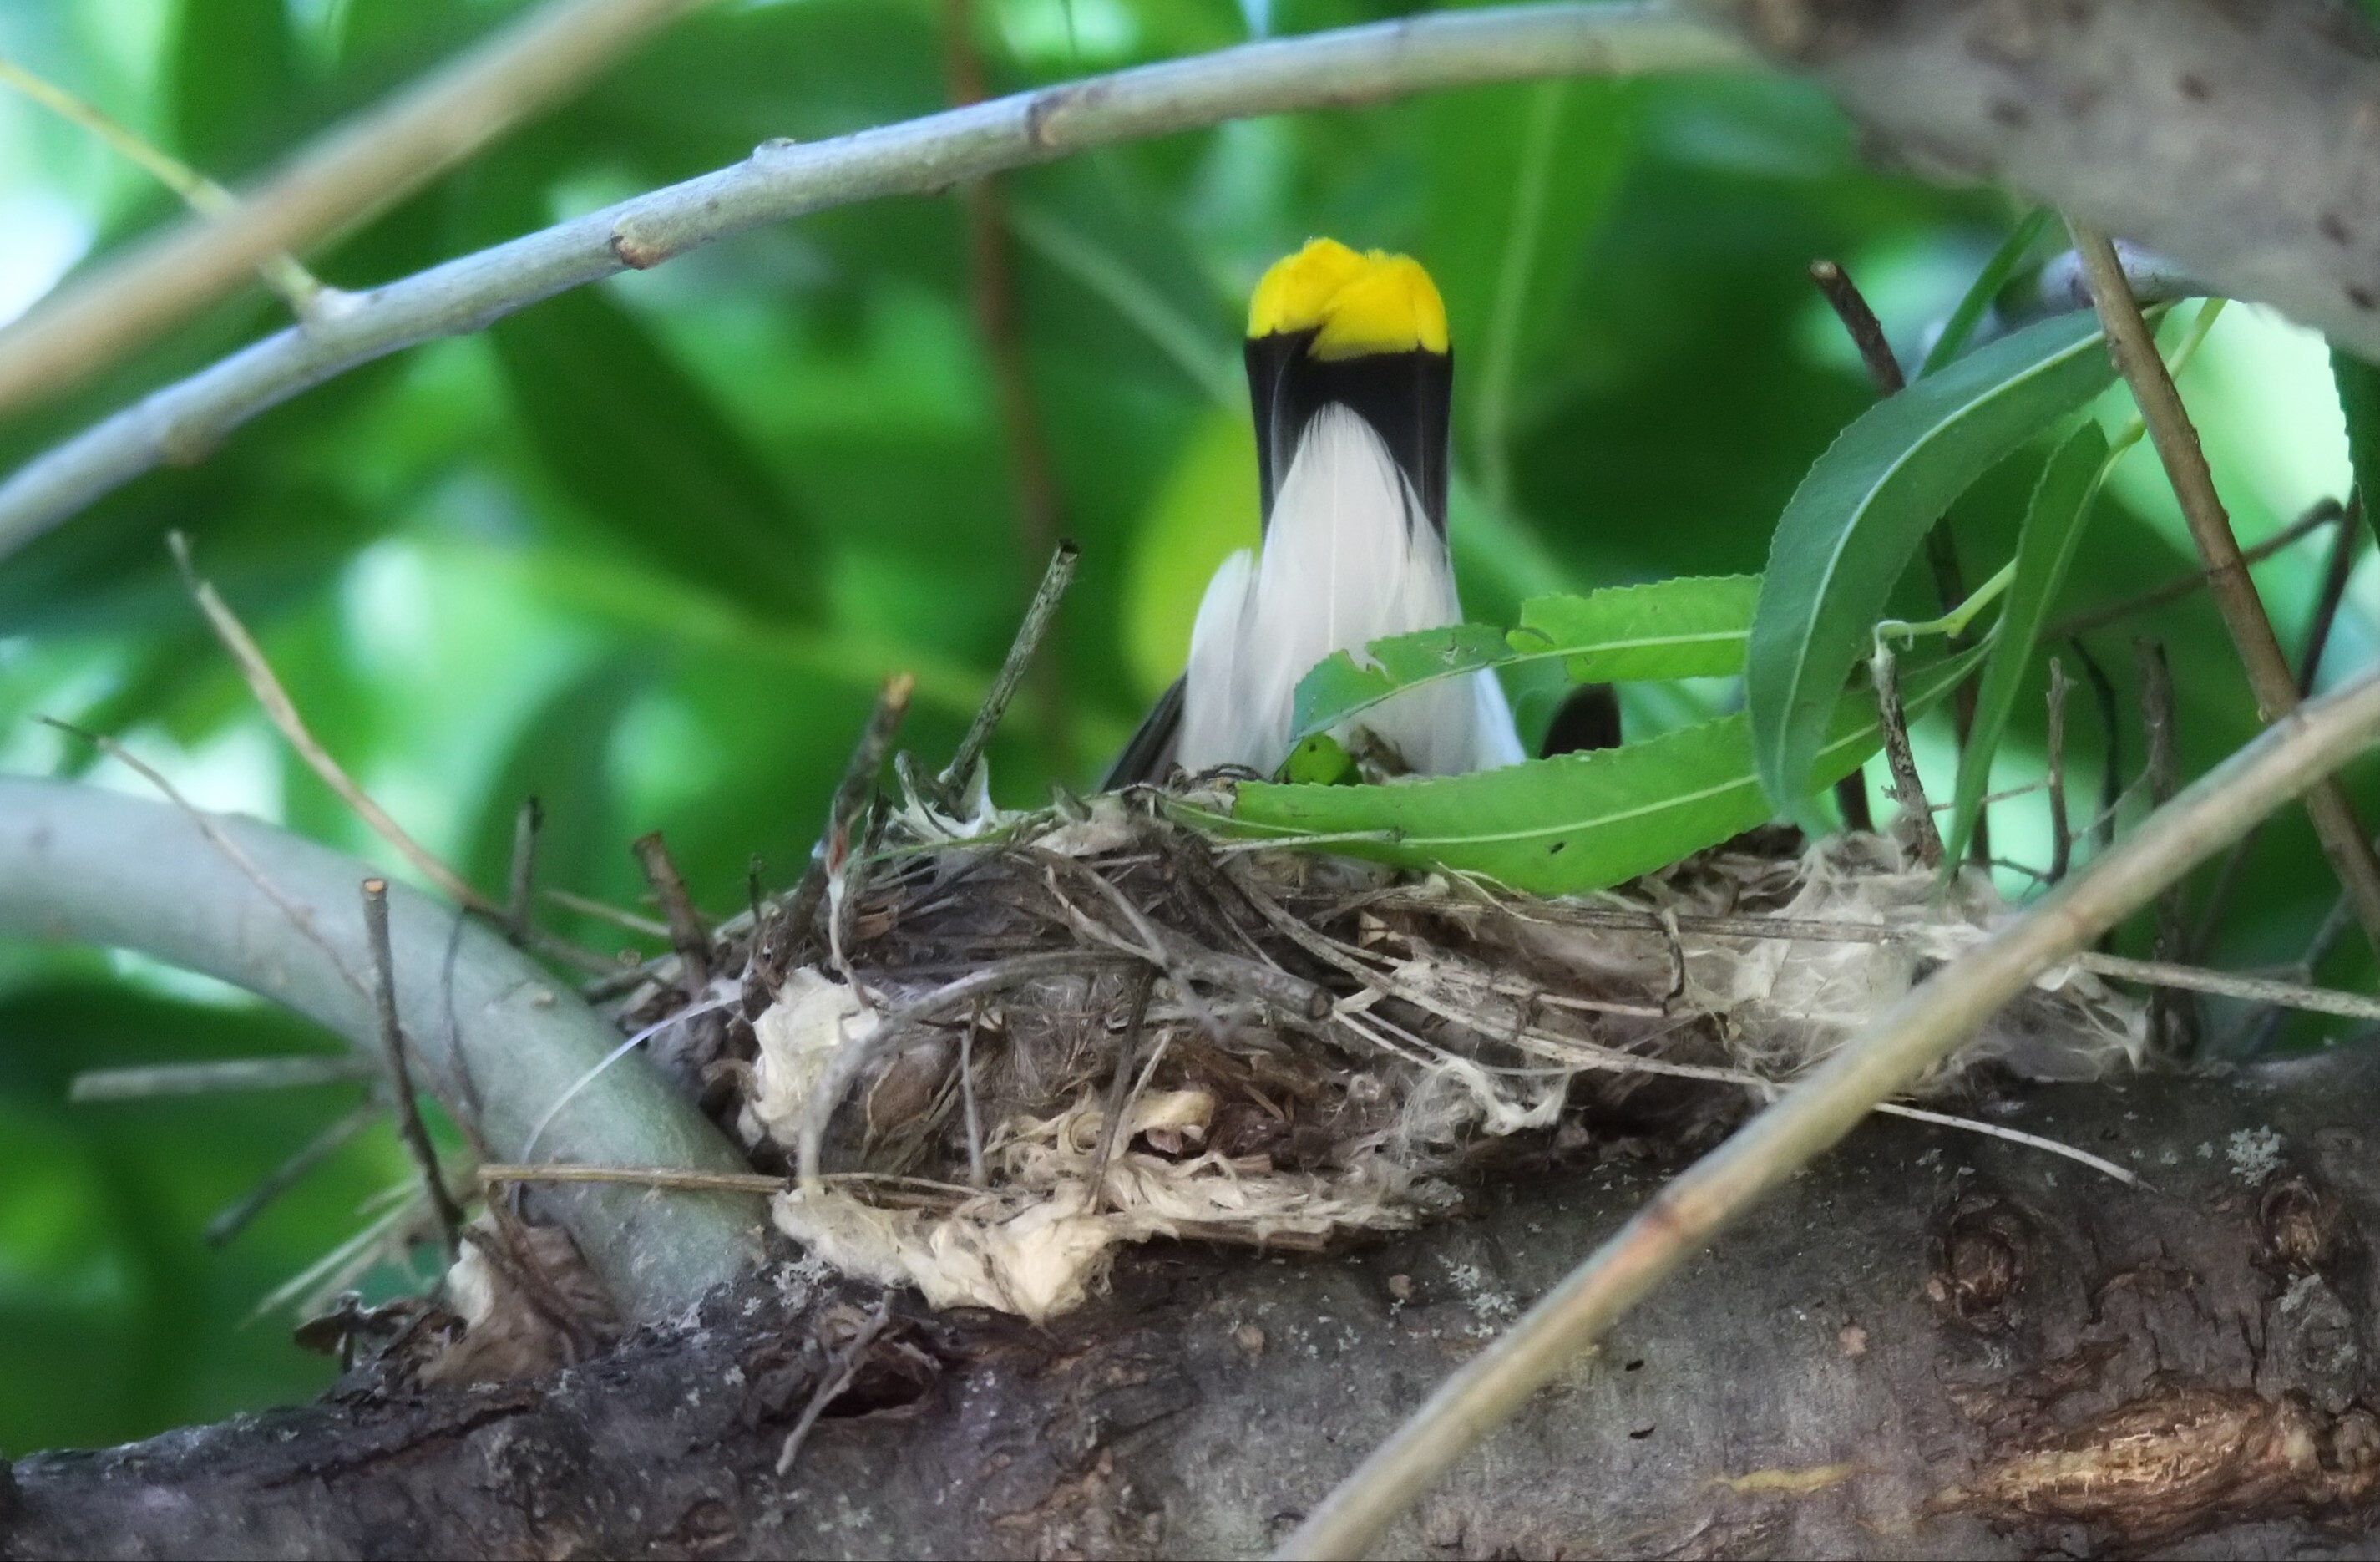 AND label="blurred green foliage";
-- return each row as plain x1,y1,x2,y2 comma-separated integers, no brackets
2,0,2373,1453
